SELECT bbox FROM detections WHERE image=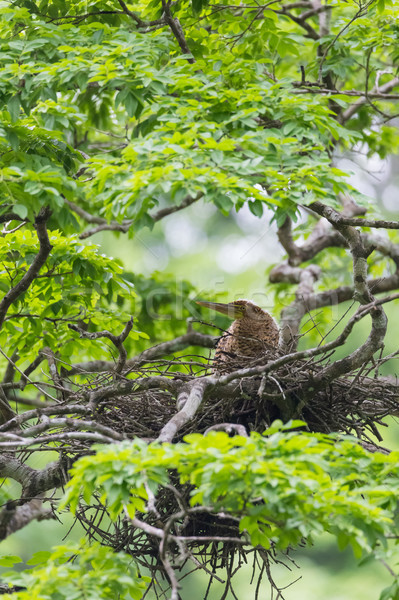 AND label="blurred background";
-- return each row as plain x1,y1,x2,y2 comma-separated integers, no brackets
1,151,398,599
